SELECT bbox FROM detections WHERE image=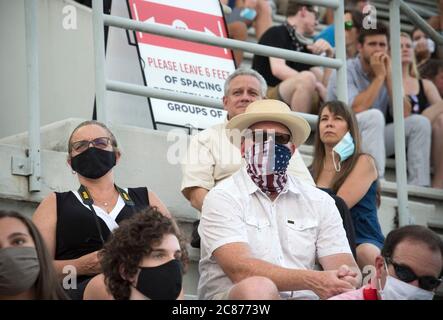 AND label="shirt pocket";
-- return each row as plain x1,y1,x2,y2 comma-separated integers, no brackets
244,215,271,256
285,219,318,262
